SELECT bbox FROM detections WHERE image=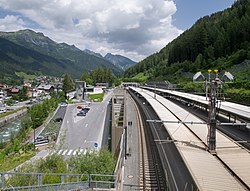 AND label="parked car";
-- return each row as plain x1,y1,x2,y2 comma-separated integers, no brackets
60,102,68,107
36,135,45,140
35,136,49,145
0,108,7,113
77,111,86,116
82,107,90,113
